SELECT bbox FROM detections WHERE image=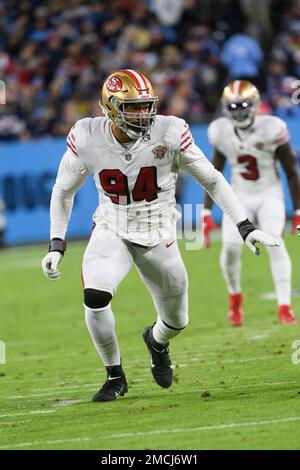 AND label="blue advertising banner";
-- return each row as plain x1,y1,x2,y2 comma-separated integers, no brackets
0,139,97,245
0,117,299,245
